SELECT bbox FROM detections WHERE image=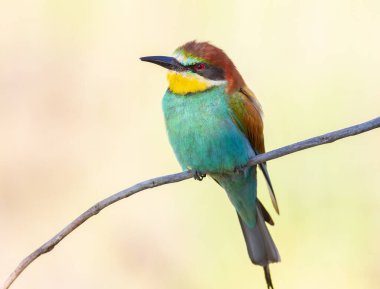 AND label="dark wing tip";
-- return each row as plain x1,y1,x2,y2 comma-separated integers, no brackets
259,162,280,215
257,199,275,226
